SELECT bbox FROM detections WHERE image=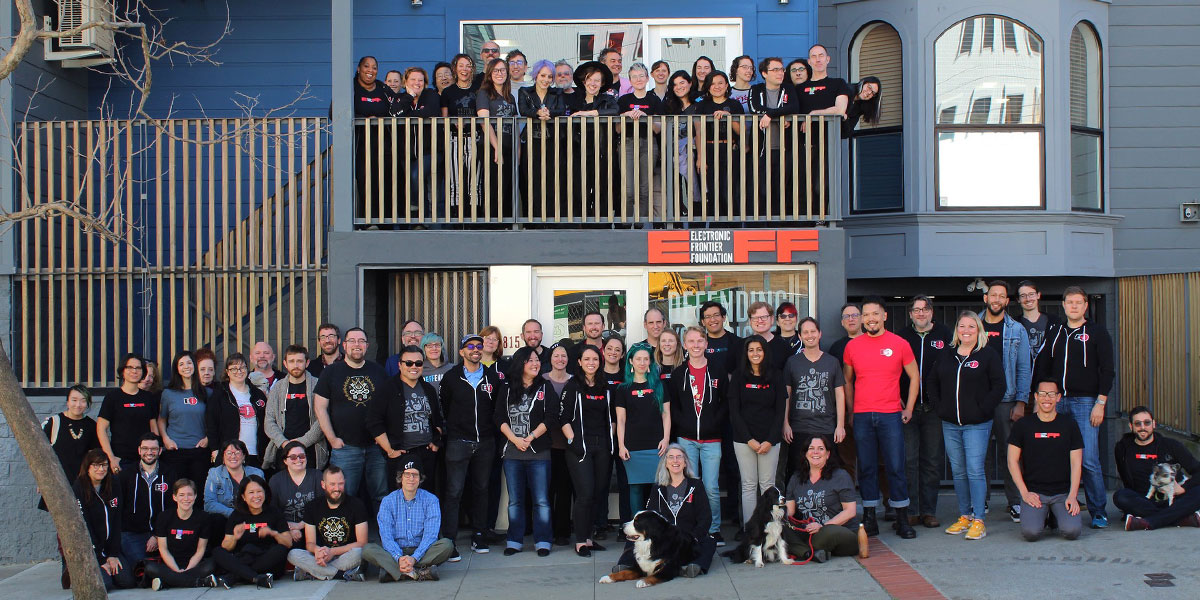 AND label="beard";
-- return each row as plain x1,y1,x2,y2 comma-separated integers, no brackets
325,491,343,506
987,304,1005,316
